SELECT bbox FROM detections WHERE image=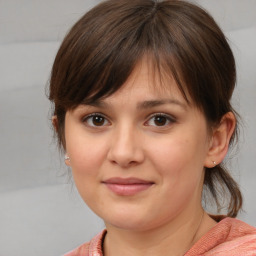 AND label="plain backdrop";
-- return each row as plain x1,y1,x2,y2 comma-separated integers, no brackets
0,1,255,255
